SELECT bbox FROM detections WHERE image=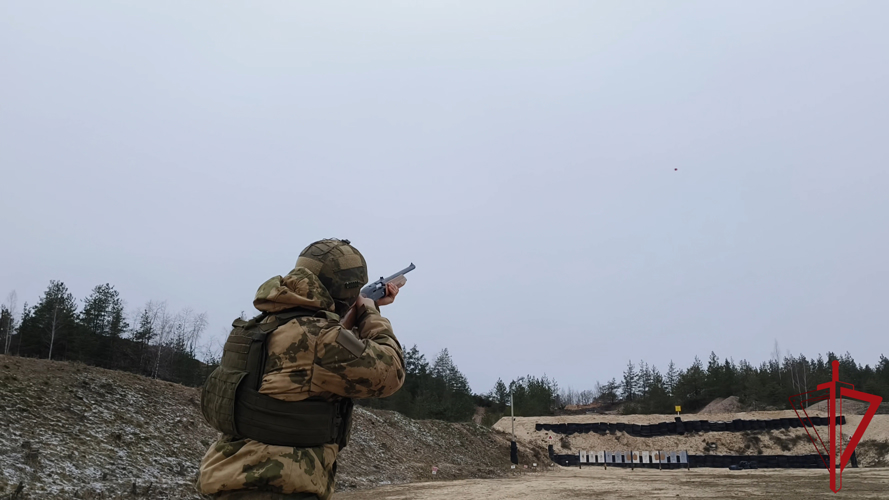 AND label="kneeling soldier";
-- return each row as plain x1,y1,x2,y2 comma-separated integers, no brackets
198,239,405,500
